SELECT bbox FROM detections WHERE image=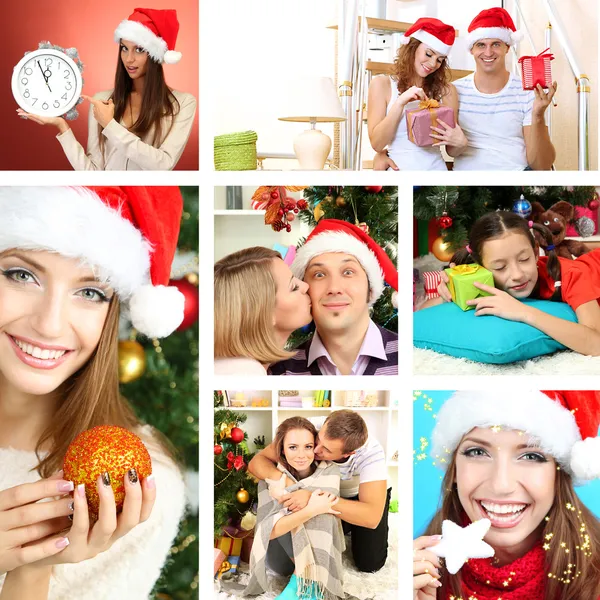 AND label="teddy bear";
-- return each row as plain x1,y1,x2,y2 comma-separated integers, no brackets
530,200,590,259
